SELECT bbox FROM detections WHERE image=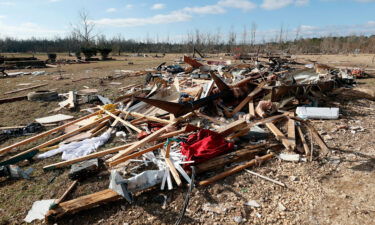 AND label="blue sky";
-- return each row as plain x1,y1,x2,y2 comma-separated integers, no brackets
0,0,375,42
